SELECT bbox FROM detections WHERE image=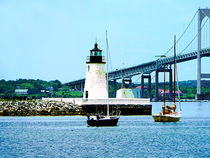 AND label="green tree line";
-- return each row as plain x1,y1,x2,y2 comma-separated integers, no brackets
0,79,82,99
0,79,210,100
